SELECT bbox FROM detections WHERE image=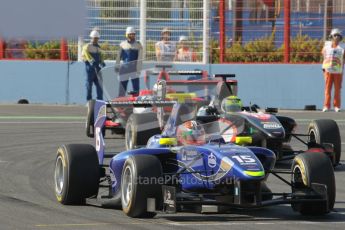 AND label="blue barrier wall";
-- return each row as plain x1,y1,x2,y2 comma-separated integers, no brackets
0,60,344,109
